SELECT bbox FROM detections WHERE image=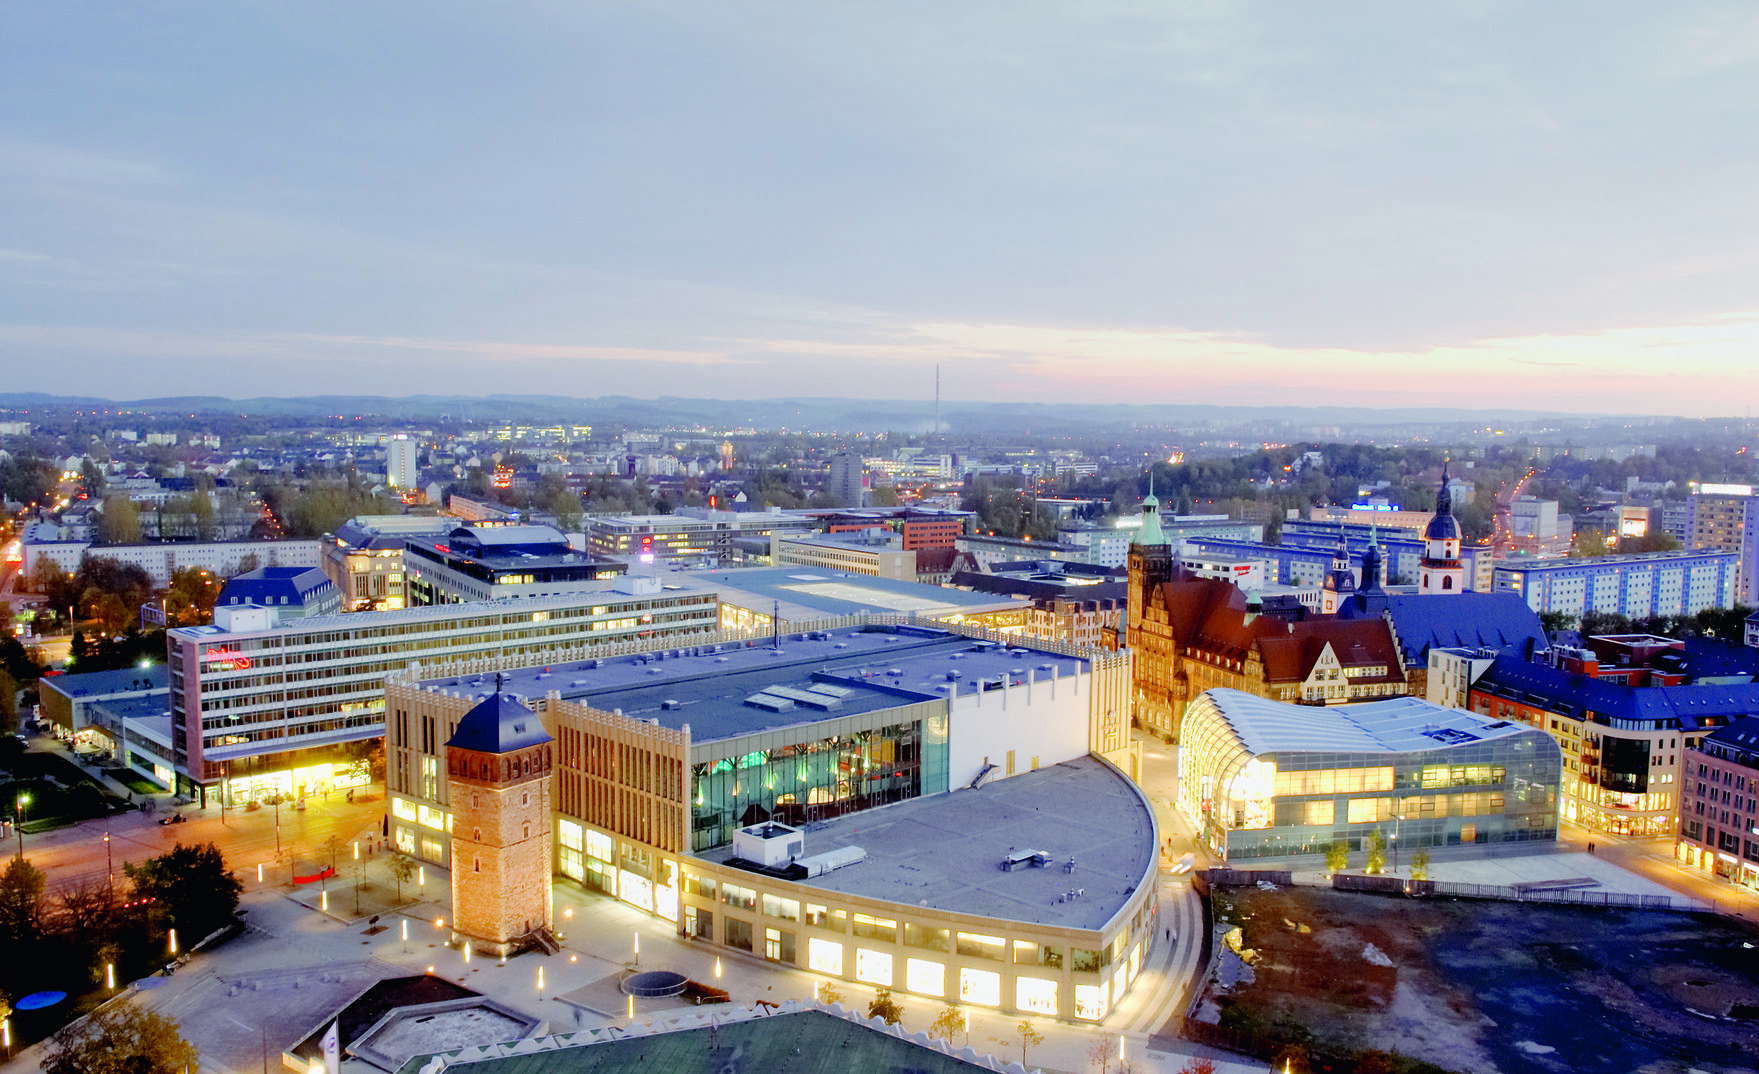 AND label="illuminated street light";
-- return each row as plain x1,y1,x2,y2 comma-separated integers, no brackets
12,792,29,858
169,928,178,956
